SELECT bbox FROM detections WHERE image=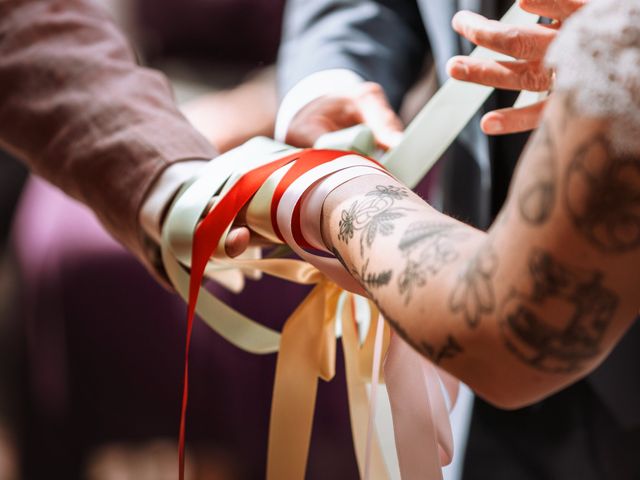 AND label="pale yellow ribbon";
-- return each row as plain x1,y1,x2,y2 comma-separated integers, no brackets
267,280,390,480
162,4,543,477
